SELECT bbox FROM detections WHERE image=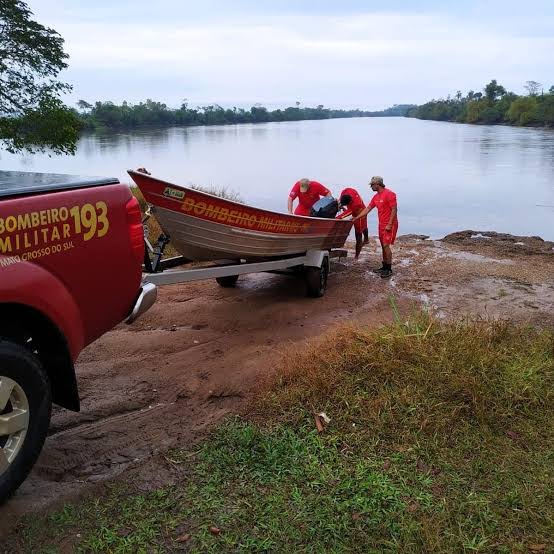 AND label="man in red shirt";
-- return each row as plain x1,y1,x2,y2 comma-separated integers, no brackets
288,178,331,216
336,187,369,260
353,176,398,278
